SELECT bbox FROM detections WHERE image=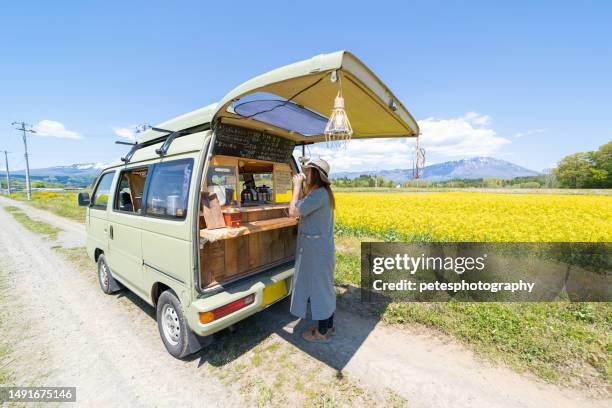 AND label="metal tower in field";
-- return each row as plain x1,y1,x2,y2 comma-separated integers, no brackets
412,134,425,180
12,121,36,200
